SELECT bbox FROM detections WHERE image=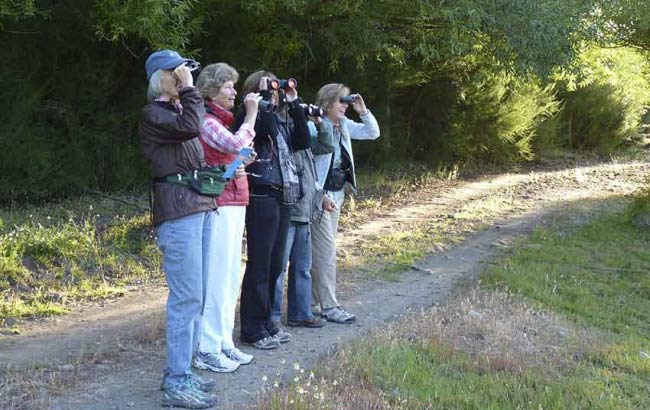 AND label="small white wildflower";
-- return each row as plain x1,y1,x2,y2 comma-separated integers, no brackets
280,359,286,364
300,368,304,374
297,387,305,395
293,376,299,383
262,375,268,382
333,379,338,386
273,381,279,388
293,362,300,371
